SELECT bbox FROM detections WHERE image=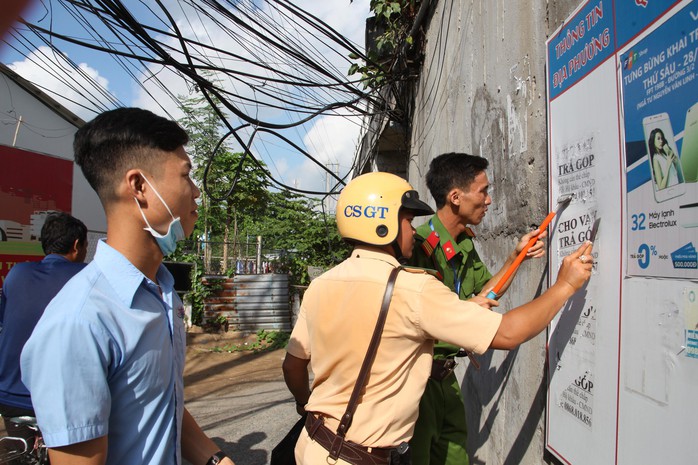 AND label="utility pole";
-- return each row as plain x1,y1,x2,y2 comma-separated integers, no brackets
325,162,339,214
